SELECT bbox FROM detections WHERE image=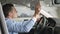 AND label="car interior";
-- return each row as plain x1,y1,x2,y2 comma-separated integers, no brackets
0,0,60,34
